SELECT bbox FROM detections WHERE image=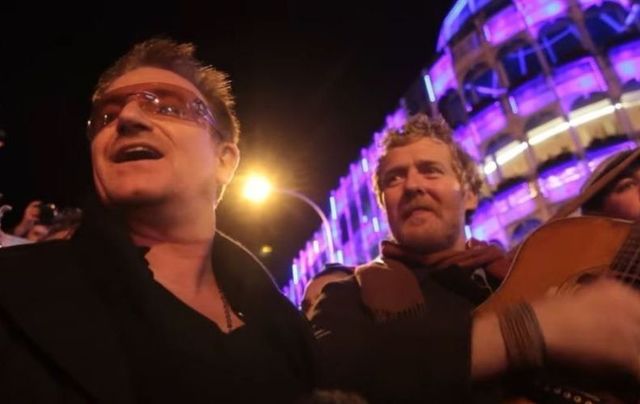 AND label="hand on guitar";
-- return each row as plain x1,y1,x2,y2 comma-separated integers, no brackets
472,279,640,381
533,279,640,378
